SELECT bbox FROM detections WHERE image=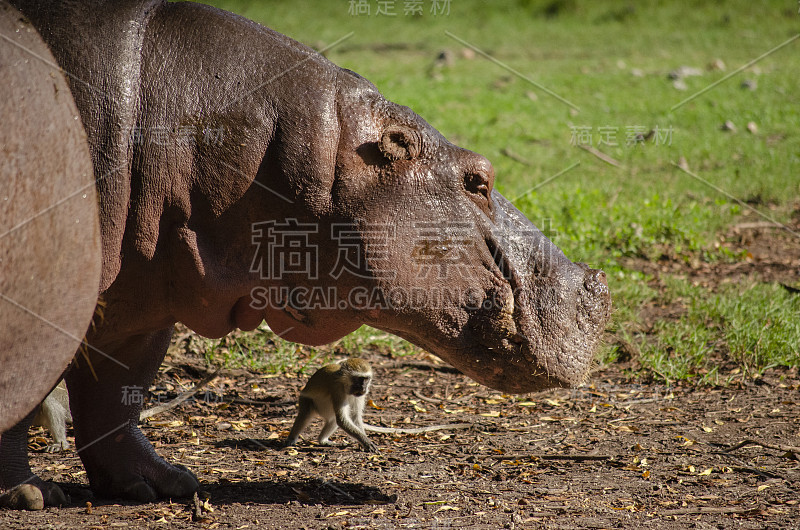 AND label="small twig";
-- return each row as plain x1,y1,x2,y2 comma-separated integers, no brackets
779,283,800,295
392,361,463,374
411,389,477,404
616,397,662,406
730,466,784,480
320,480,355,501
608,415,639,423
722,439,800,455
500,148,532,166
140,368,221,420
578,144,621,167
662,505,763,516
412,389,443,403
365,423,472,434
712,449,785,480
491,454,612,461
732,221,786,230
229,397,288,406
